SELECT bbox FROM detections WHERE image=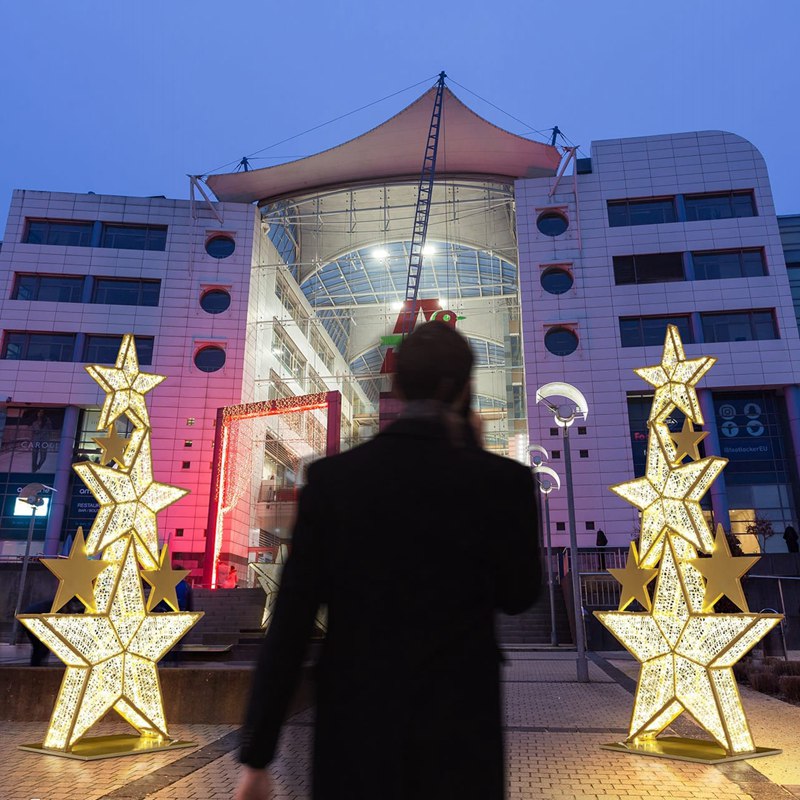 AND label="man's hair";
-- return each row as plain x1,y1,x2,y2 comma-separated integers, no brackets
395,322,473,404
